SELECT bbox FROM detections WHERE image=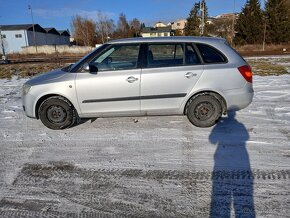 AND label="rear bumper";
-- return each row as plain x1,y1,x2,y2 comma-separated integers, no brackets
224,83,254,110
